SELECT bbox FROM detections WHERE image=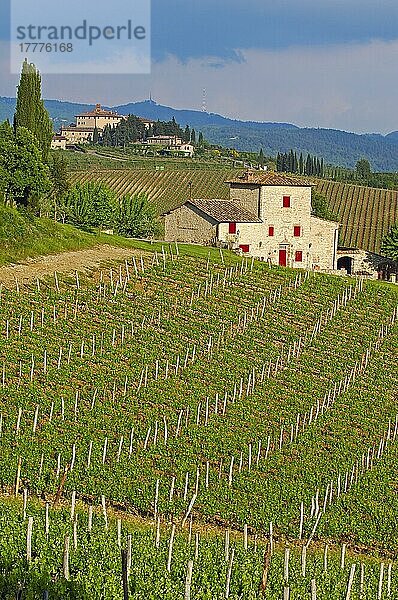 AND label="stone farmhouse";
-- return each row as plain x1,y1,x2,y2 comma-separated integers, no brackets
164,170,340,271
145,135,195,156
50,134,67,150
